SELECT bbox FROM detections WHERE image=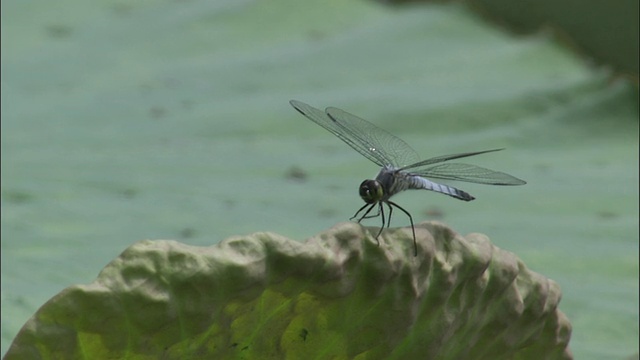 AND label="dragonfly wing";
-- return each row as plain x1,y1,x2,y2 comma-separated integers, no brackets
325,106,420,168
401,149,505,170
412,163,526,185
290,100,391,167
